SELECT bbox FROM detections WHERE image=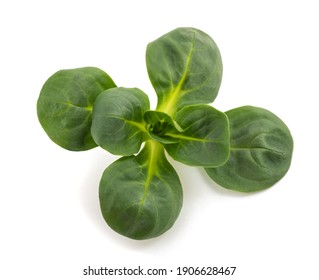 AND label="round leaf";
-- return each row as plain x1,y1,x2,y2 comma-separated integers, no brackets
91,87,150,156
164,105,230,167
146,27,223,116
37,67,116,151
205,106,294,192
99,141,183,240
